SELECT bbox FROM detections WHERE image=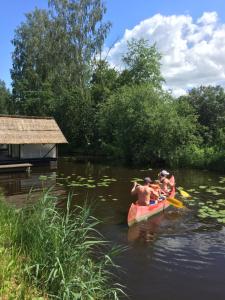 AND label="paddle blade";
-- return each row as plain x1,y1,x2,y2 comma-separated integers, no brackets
167,198,185,208
179,190,191,198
